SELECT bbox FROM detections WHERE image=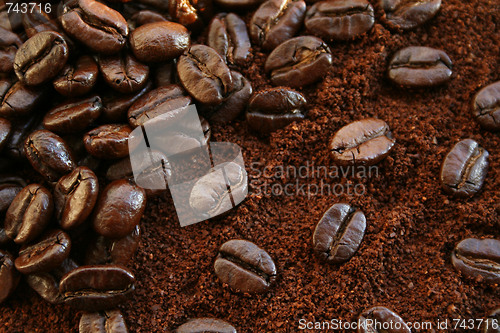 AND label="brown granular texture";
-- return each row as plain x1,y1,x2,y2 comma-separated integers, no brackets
1,0,499,332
